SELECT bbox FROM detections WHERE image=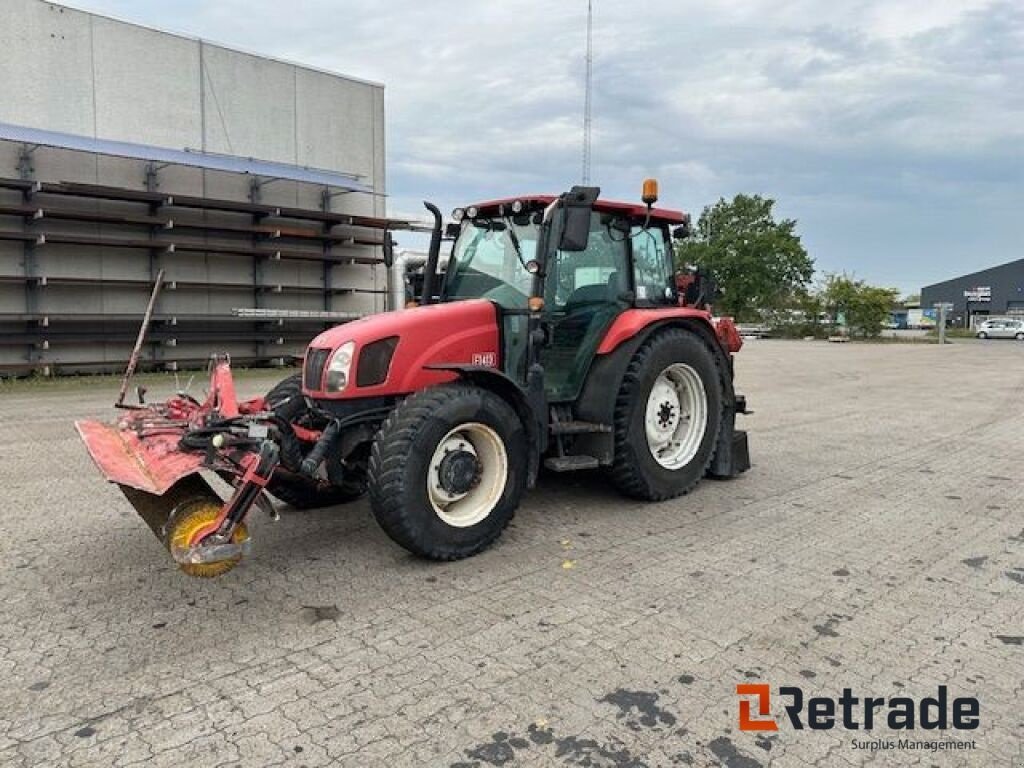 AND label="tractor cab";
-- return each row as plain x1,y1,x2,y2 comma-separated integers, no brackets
437,190,690,401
